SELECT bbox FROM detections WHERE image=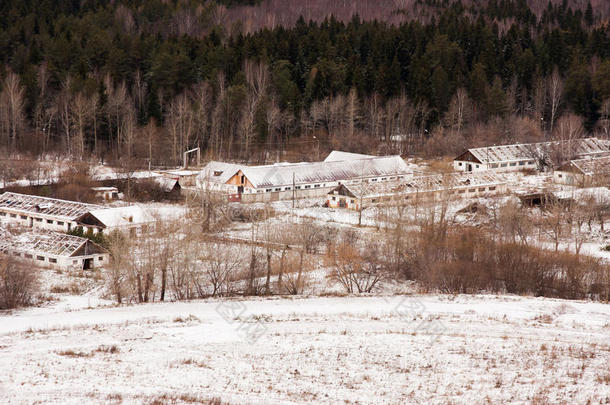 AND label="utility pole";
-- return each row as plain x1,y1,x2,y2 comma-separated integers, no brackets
292,172,295,210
